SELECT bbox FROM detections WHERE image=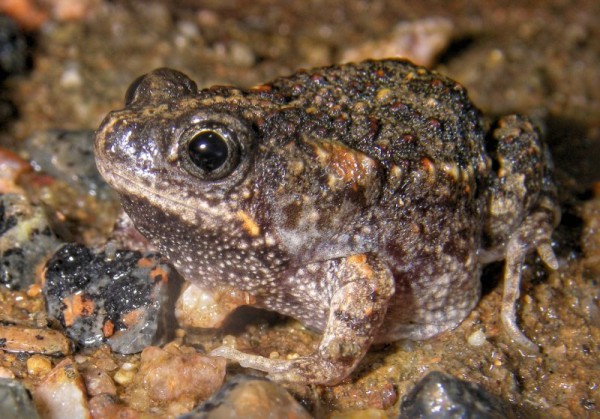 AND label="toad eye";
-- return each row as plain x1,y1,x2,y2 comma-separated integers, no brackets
182,127,241,180
188,131,229,171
